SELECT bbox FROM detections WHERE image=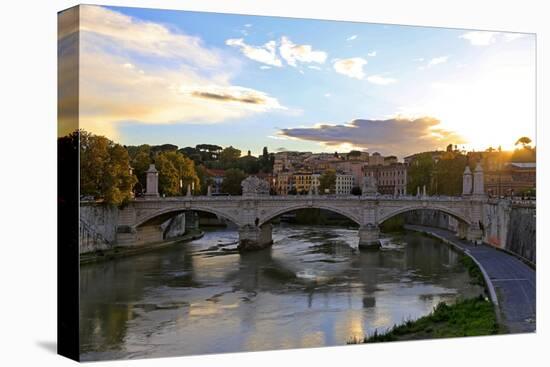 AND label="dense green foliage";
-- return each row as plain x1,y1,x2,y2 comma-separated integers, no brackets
406,152,436,195
155,151,200,196
79,131,137,205
127,143,200,196
221,168,247,195
319,169,336,194
459,255,486,287
432,153,468,195
352,296,499,343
